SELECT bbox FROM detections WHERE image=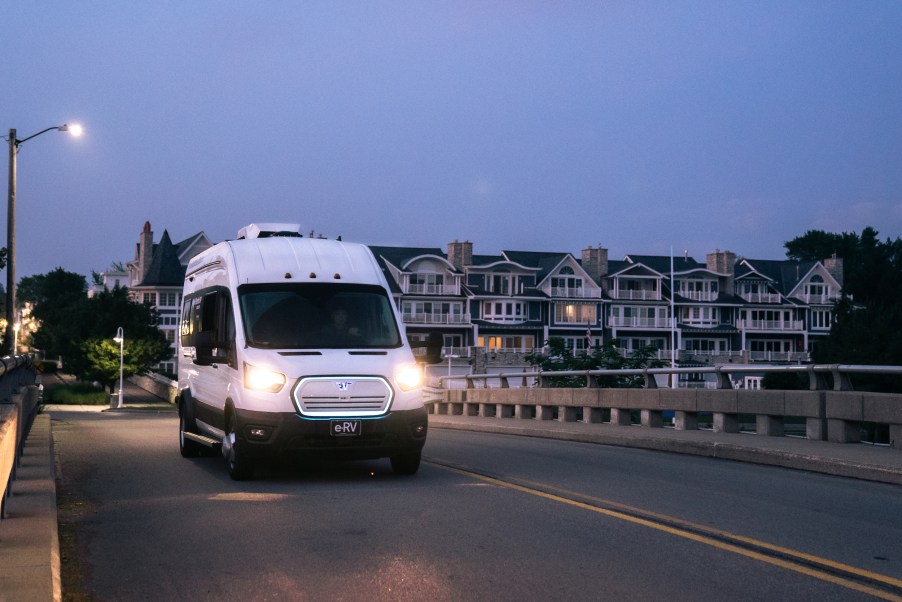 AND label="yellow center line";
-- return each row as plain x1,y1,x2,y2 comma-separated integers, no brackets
434,463,902,602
